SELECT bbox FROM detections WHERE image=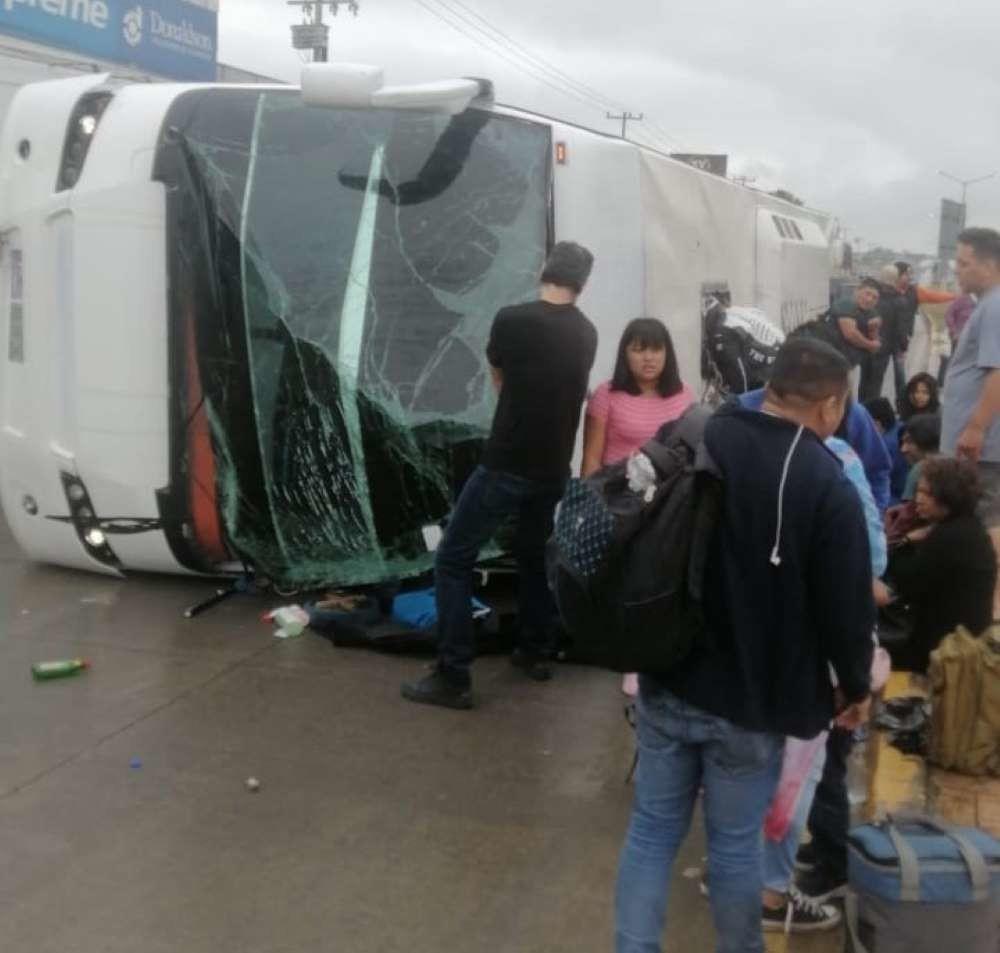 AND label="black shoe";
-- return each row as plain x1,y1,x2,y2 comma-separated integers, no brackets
401,668,474,710
510,649,554,682
762,887,842,934
794,841,819,873
795,865,848,902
